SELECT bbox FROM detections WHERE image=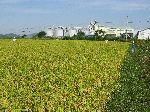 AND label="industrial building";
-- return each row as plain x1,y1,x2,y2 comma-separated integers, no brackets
44,20,134,38
88,20,134,38
45,27,79,37
137,28,150,40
